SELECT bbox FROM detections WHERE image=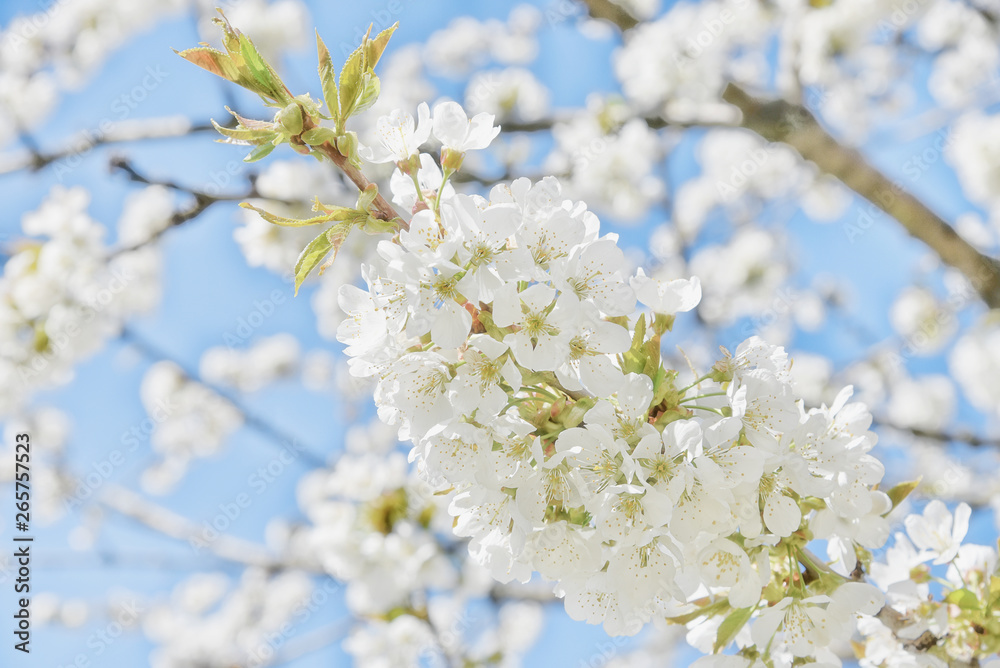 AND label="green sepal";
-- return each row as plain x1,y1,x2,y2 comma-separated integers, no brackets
884,478,921,515
300,126,338,147
211,118,277,145
336,131,362,168
357,183,379,212
244,141,277,162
